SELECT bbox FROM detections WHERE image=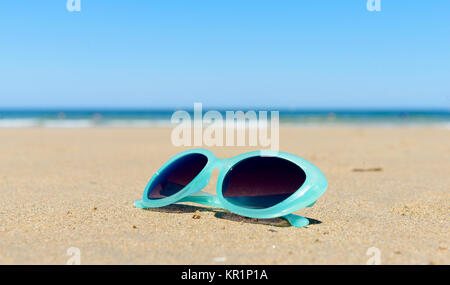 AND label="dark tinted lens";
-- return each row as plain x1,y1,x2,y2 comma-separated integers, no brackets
148,153,208,200
222,156,306,209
